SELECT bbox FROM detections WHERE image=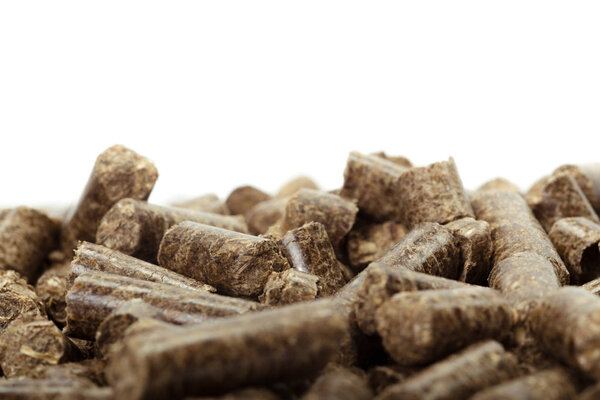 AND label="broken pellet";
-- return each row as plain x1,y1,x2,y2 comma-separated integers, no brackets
527,172,599,232
376,341,519,400
0,207,58,281
0,269,45,330
281,222,346,296
245,197,287,235
375,287,513,365
65,272,263,340
106,299,346,400
172,193,230,215
476,178,521,195
277,176,319,198
259,269,318,305
61,145,158,252
339,151,408,222
549,217,600,284
96,198,248,263
469,367,578,400
347,221,408,272
529,287,600,380
397,157,474,228
377,222,461,279
354,262,470,335
444,217,492,284
35,257,71,326
471,190,570,284
71,242,215,293
158,222,289,297
282,188,358,244
225,185,272,216
300,367,373,400
0,378,113,400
